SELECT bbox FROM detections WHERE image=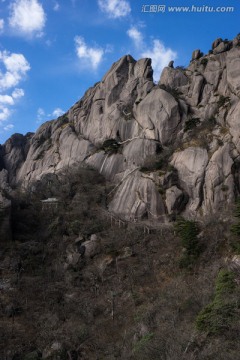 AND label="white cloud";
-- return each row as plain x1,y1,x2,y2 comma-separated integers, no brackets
52,108,64,117
0,95,14,105
0,106,11,121
12,88,24,99
9,0,46,38
141,39,177,81
0,50,30,90
98,0,131,19
127,26,143,48
0,19,4,32
53,1,60,11
3,124,14,131
75,36,104,70
37,107,45,122
0,51,29,126
127,27,177,81
37,107,65,123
